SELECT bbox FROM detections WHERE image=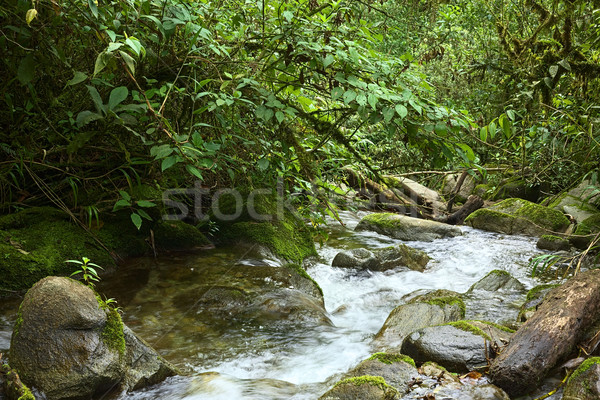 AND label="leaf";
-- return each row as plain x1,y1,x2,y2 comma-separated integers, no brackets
119,50,136,75
161,155,178,171
93,51,111,76
125,37,144,58
331,87,344,101
356,94,367,106
479,126,488,142
66,71,87,86
343,90,356,104
88,0,98,18
112,199,132,211
382,107,395,123
86,85,105,114
25,8,38,26
75,111,103,128
136,200,156,208
275,111,285,124
108,86,128,111
488,121,497,139
323,54,335,68
506,110,516,121
17,54,35,85
257,158,269,171
395,104,408,119
137,209,152,220
186,164,203,180
457,143,476,162
549,65,559,78
558,59,571,71
283,11,293,22
543,77,553,88
368,94,378,110
130,213,142,230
